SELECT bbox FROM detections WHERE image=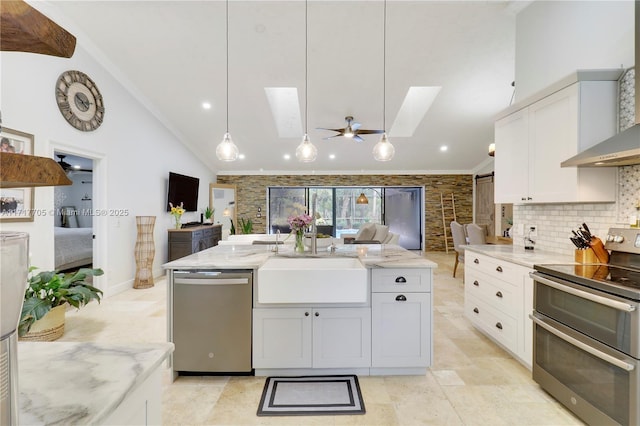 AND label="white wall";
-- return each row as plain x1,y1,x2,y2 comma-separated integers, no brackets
515,0,634,102
0,46,215,295
506,0,638,254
